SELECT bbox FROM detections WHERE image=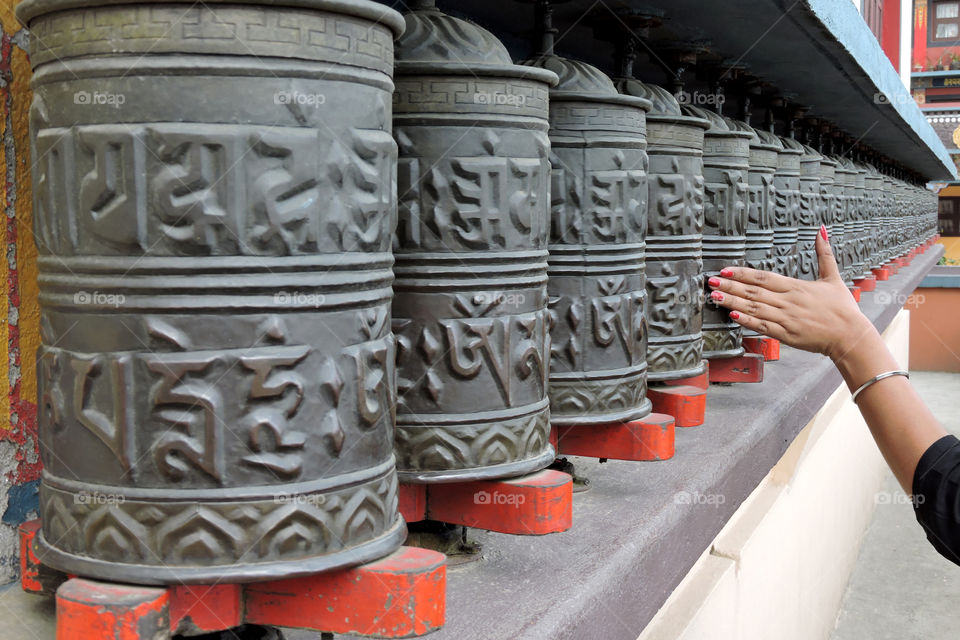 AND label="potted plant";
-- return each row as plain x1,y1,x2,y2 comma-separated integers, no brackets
951,52,960,69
